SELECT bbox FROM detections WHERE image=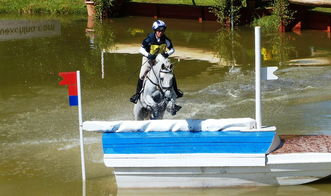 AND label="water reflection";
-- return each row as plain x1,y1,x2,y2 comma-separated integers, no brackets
212,28,331,68
213,29,244,66
1,15,331,196
85,18,117,79
0,19,60,41
85,16,96,49
93,21,116,51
